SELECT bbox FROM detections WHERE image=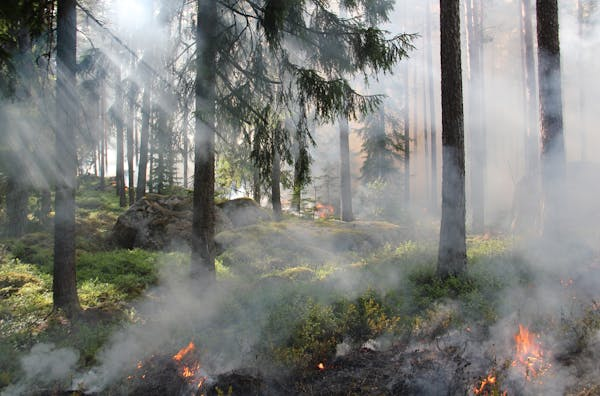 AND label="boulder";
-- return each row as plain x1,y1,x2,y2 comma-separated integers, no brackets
112,195,270,250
